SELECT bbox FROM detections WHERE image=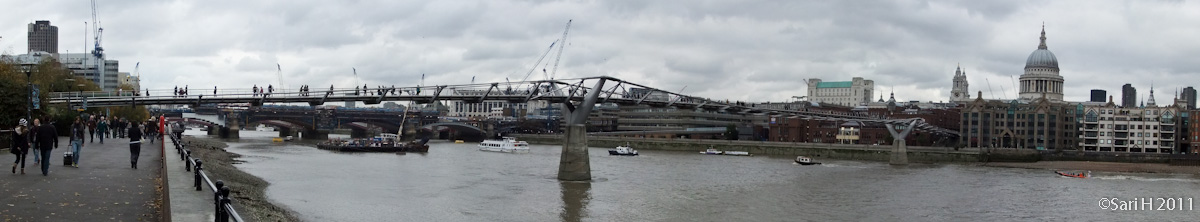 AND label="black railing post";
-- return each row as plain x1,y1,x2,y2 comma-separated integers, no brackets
194,160,204,191
219,185,232,222
185,150,192,171
215,180,225,222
